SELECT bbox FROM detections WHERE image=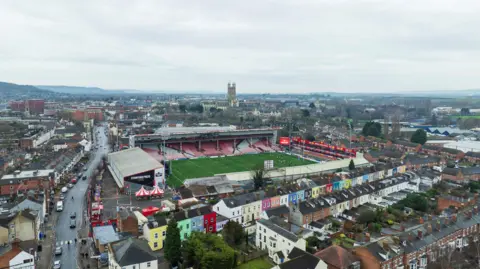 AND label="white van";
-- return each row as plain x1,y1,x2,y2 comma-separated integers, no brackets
56,201,63,212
